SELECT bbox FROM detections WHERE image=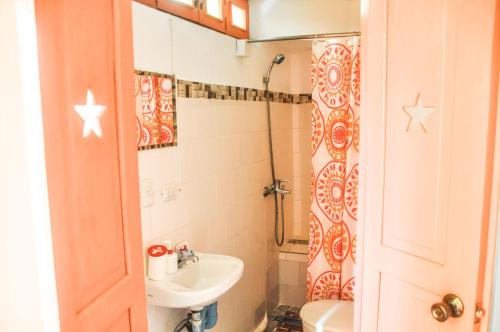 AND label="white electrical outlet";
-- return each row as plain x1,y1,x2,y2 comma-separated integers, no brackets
160,183,178,203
